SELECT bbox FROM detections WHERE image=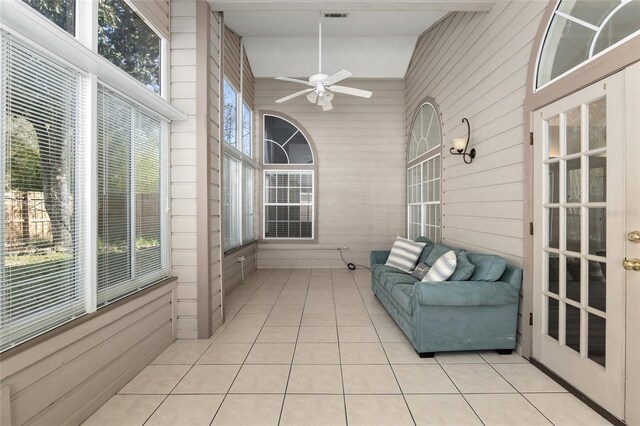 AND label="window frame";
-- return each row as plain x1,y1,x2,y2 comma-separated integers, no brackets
406,99,443,242
260,112,317,242
222,76,257,253
534,0,640,91
263,169,315,241
0,0,176,353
